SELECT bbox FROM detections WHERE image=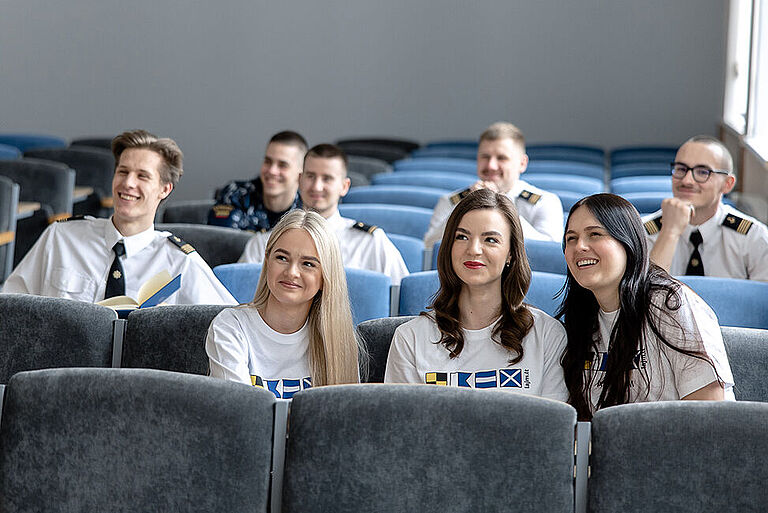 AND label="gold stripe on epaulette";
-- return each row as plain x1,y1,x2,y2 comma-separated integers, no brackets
48,212,72,224
723,214,753,235
180,243,195,254
644,217,662,235
450,188,471,205
0,231,14,246
519,190,541,205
